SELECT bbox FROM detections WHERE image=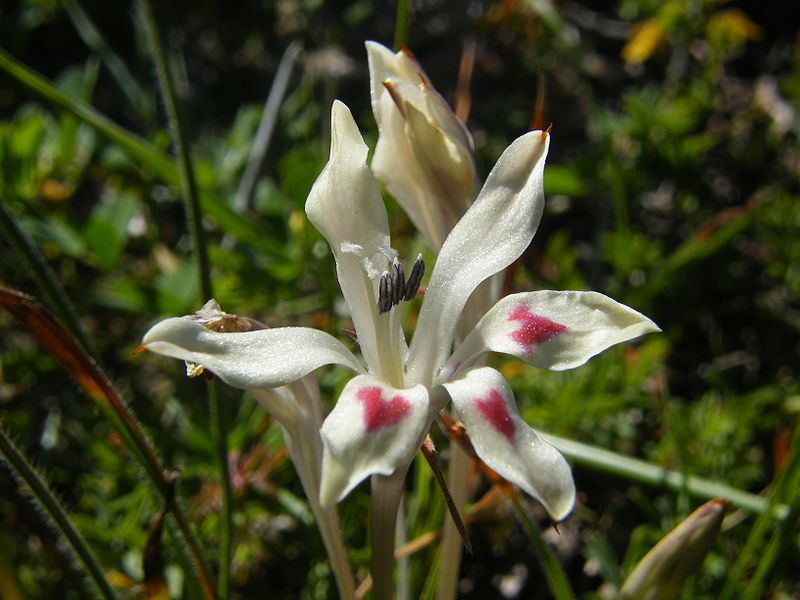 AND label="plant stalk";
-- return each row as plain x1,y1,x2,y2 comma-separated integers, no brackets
136,3,231,598
371,469,408,600
0,426,120,600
